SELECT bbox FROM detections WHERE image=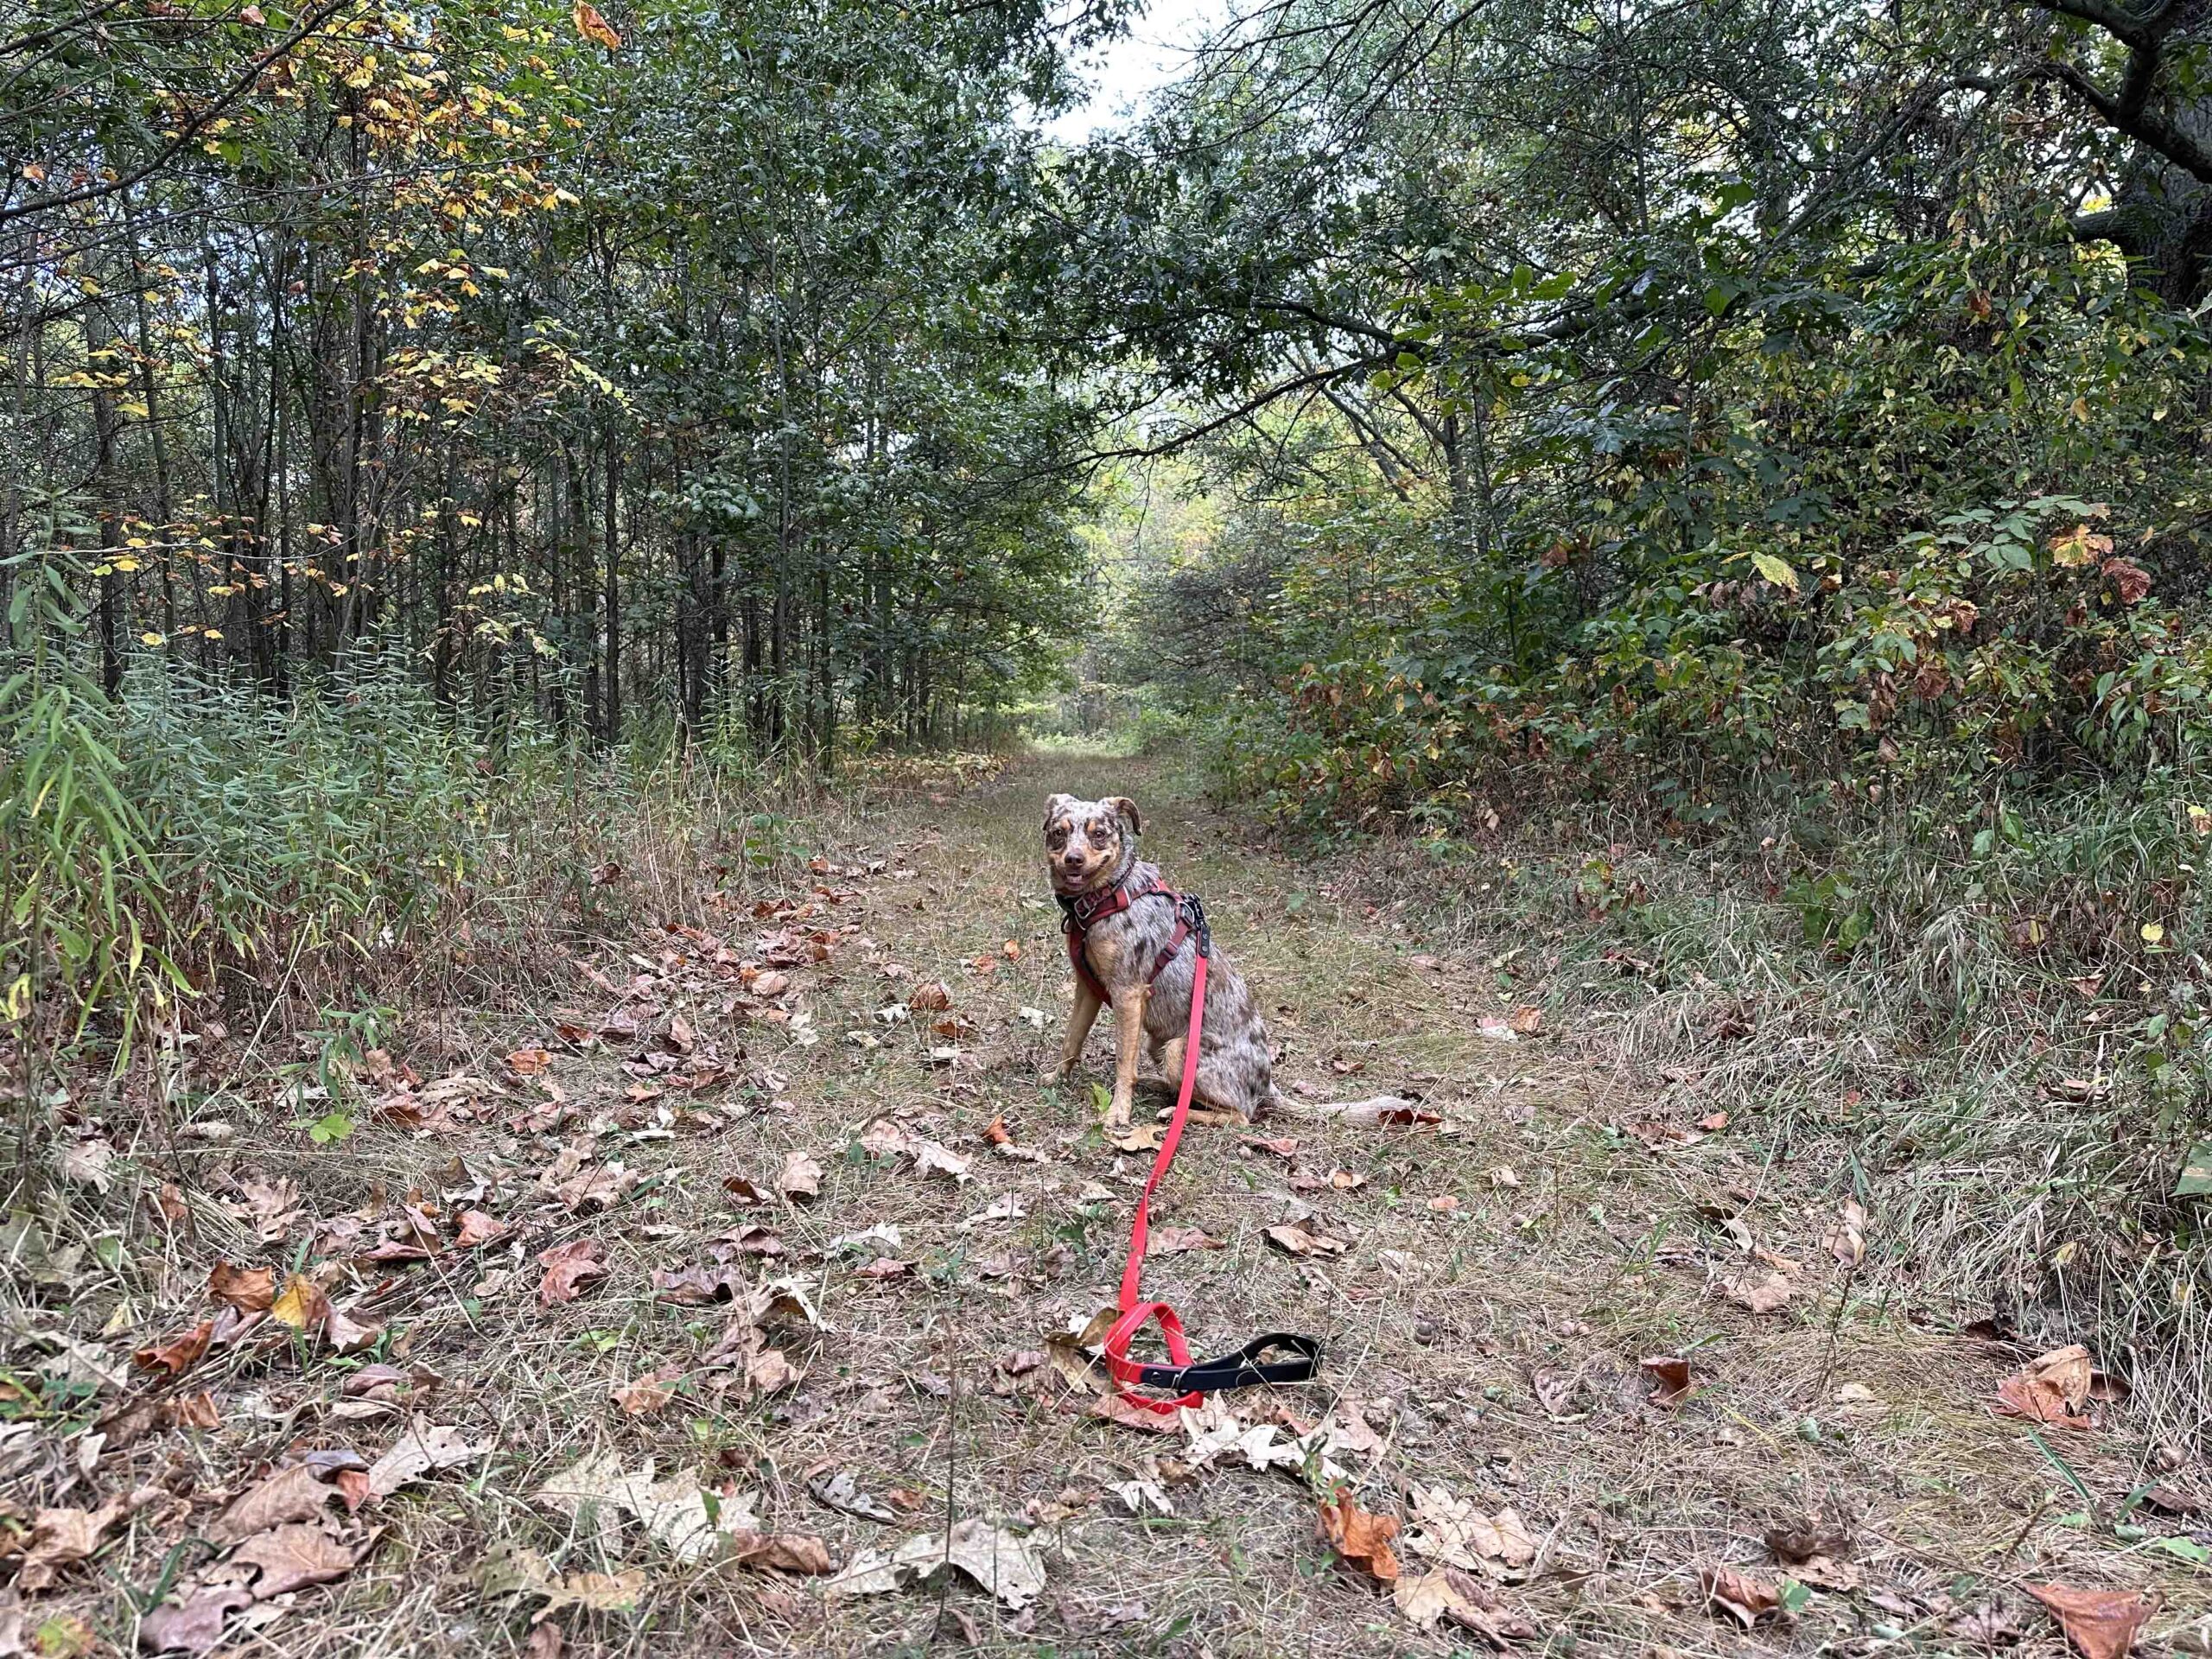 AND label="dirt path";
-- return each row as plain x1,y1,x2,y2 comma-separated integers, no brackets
8,748,2203,1656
